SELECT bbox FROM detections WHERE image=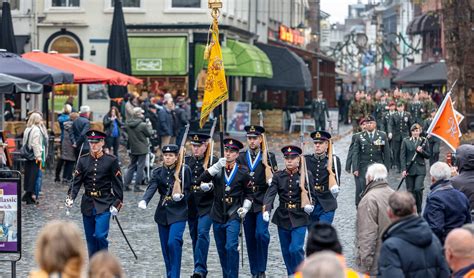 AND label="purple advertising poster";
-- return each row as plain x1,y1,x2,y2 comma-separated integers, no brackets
0,181,18,252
